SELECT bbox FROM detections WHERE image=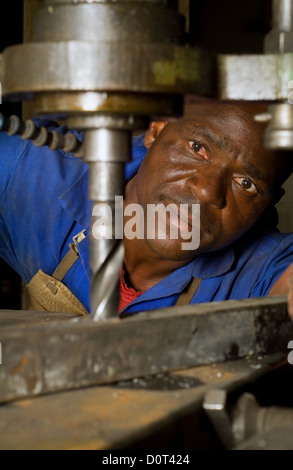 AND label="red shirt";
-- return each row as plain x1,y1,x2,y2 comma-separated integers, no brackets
119,269,144,313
